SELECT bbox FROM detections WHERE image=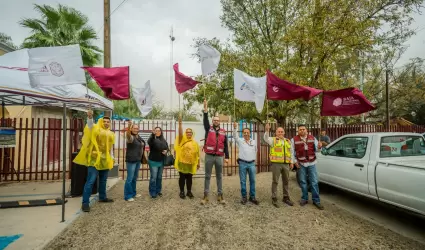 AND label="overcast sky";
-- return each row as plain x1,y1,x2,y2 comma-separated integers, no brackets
1,0,424,111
